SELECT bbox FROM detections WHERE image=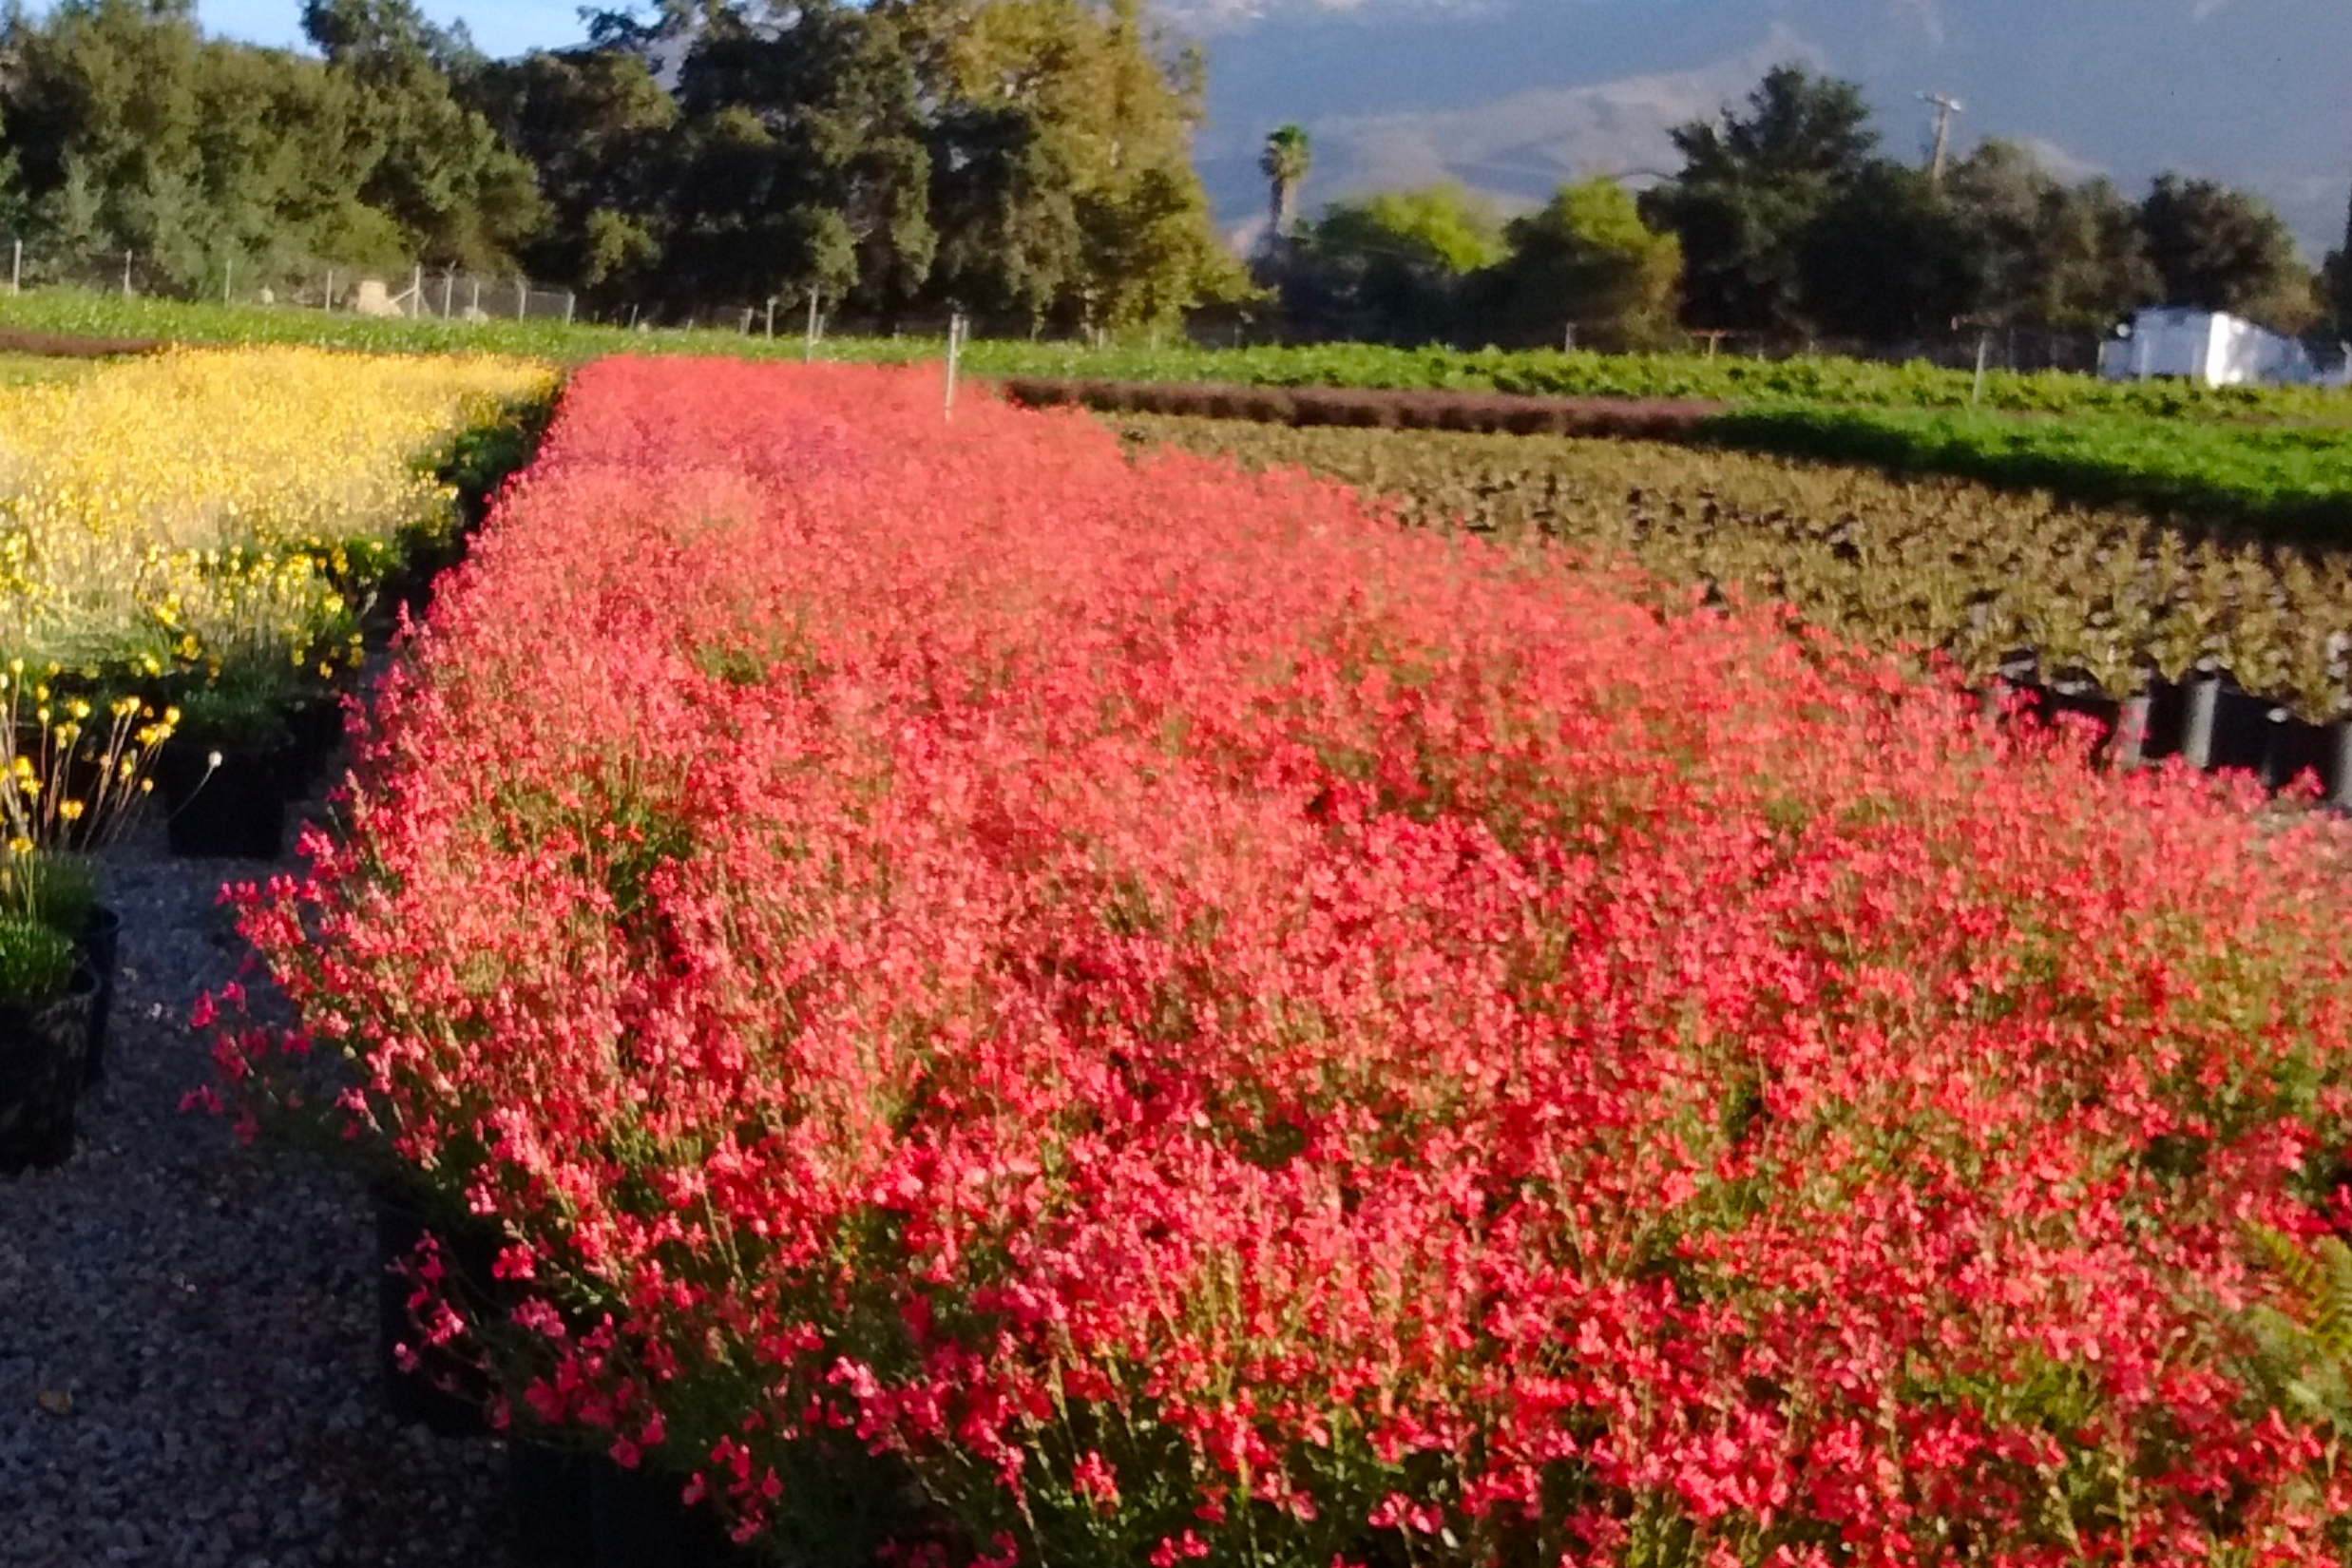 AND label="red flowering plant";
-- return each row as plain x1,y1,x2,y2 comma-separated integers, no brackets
206,356,2352,1567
